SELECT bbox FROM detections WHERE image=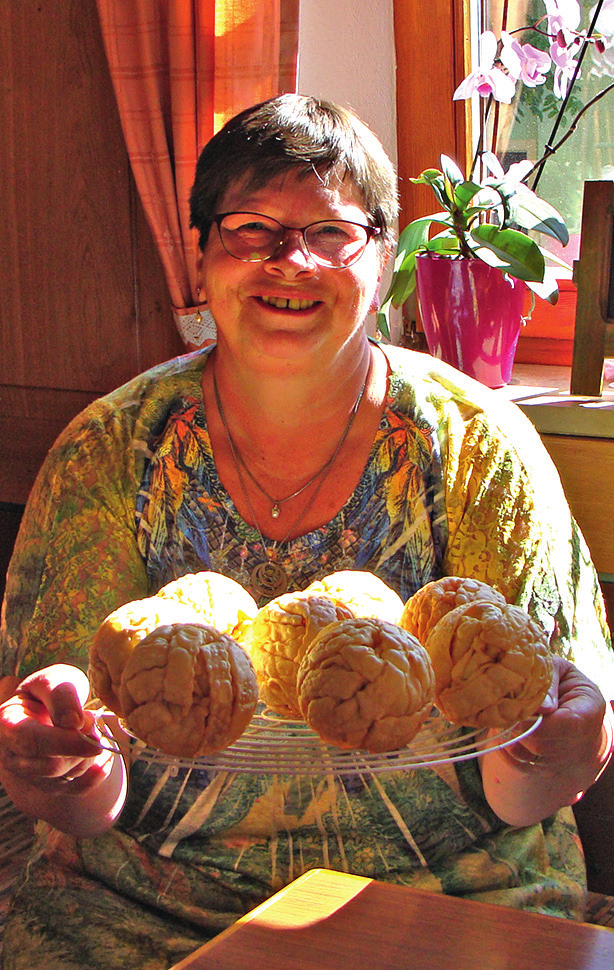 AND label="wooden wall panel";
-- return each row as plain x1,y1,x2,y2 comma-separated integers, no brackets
0,0,183,505
392,0,470,227
541,434,614,577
